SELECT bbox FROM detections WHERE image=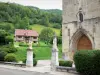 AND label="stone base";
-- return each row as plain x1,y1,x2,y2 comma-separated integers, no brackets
26,49,33,67
26,60,33,67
